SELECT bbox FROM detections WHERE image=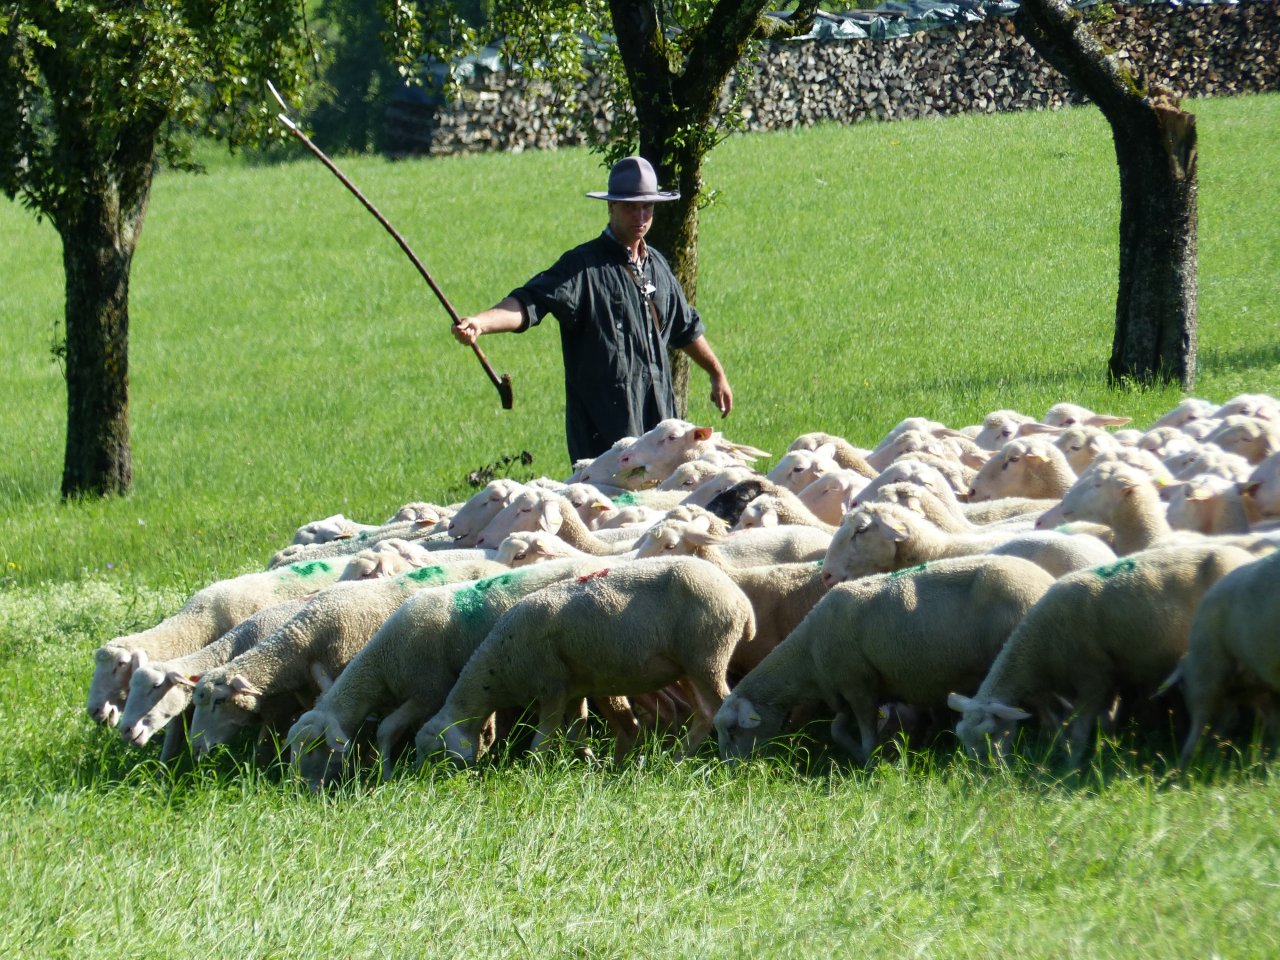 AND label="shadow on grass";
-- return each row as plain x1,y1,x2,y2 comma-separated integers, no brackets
1197,339,1280,376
